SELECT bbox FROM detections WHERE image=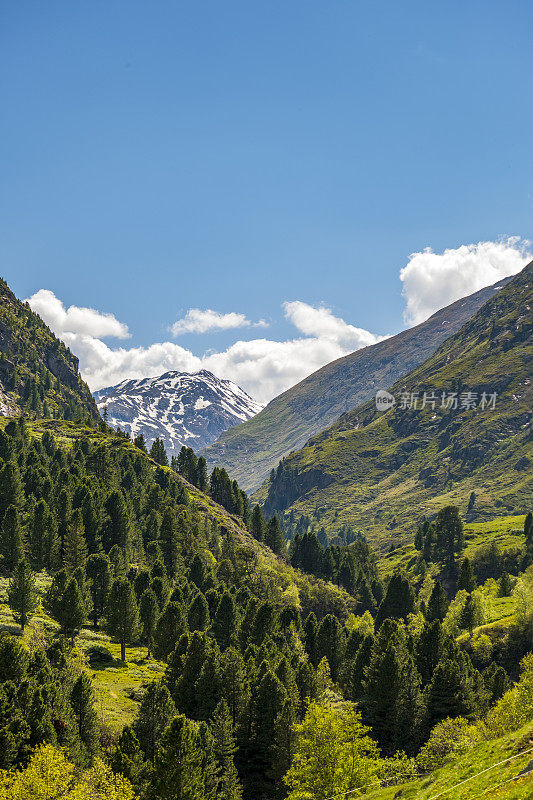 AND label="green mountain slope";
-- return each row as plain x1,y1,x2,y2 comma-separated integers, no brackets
203,279,511,492
0,278,99,422
259,262,533,549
